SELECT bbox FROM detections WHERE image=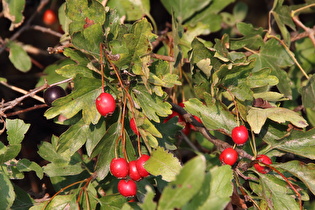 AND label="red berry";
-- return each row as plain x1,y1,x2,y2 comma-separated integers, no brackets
110,158,129,179
254,154,272,174
129,160,142,181
95,93,116,117
136,154,150,177
231,125,249,145
43,9,57,25
130,118,140,136
219,148,238,166
117,179,137,197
